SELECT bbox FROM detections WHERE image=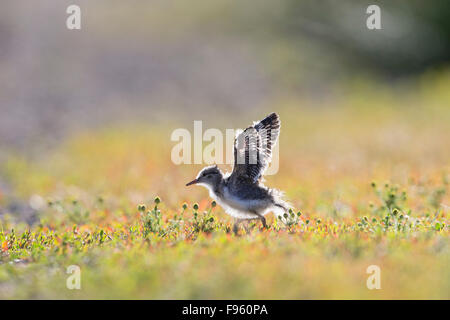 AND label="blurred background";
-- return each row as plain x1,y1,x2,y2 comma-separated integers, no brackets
0,0,449,223
1,0,449,149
